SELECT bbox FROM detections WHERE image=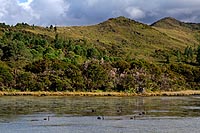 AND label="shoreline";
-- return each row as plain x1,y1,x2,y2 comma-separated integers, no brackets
0,90,200,97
